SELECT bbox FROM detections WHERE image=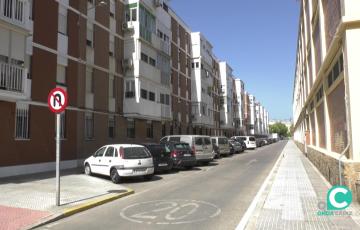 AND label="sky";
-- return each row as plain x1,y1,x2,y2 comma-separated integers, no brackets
170,0,300,120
